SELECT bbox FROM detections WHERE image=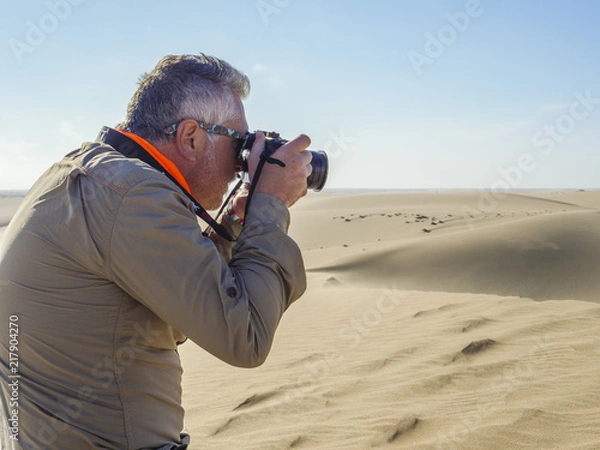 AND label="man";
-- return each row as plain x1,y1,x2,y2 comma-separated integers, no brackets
0,54,312,449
